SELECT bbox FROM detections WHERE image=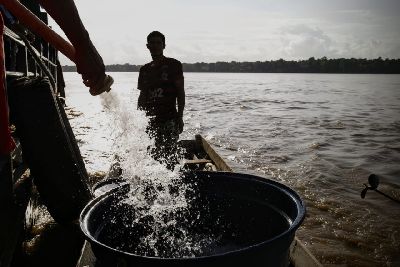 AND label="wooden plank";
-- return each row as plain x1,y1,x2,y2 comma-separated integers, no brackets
76,241,96,267
195,135,232,172
184,159,212,165
290,237,323,267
